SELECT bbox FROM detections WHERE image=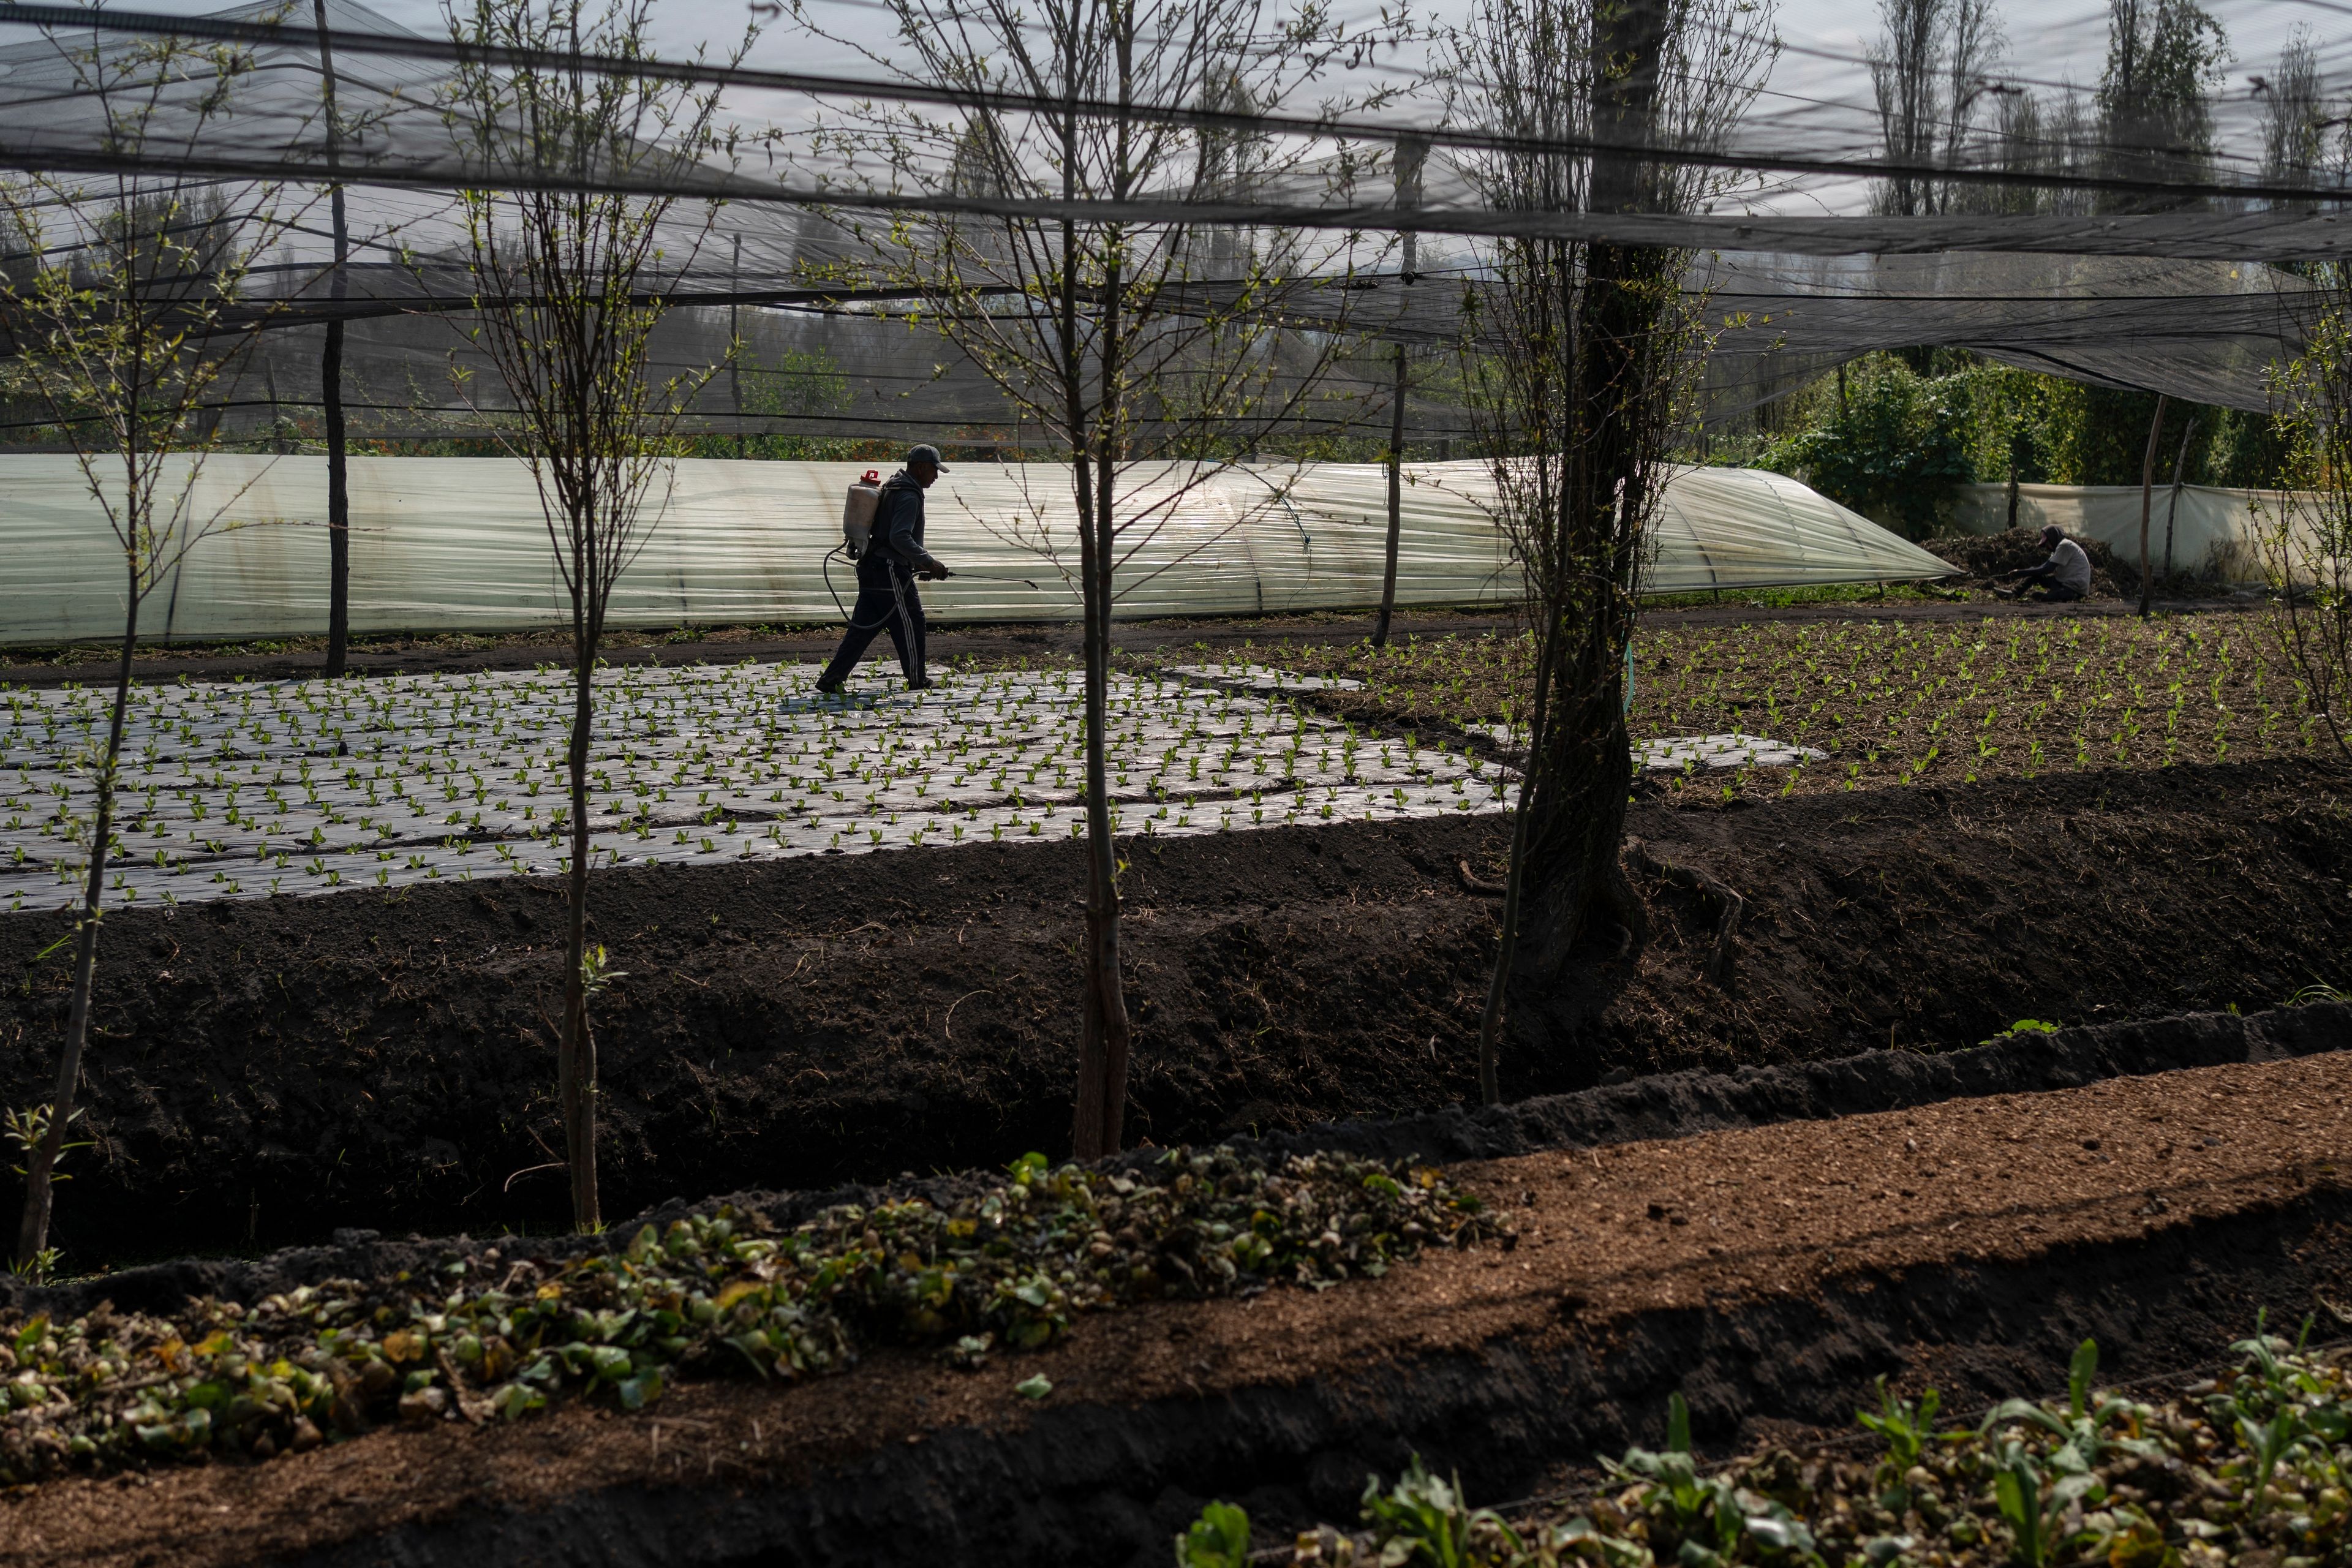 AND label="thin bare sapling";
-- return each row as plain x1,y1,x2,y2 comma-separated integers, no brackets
2263,260,2352,767
804,0,1390,1158
0,33,303,1271
440,0,749,1231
